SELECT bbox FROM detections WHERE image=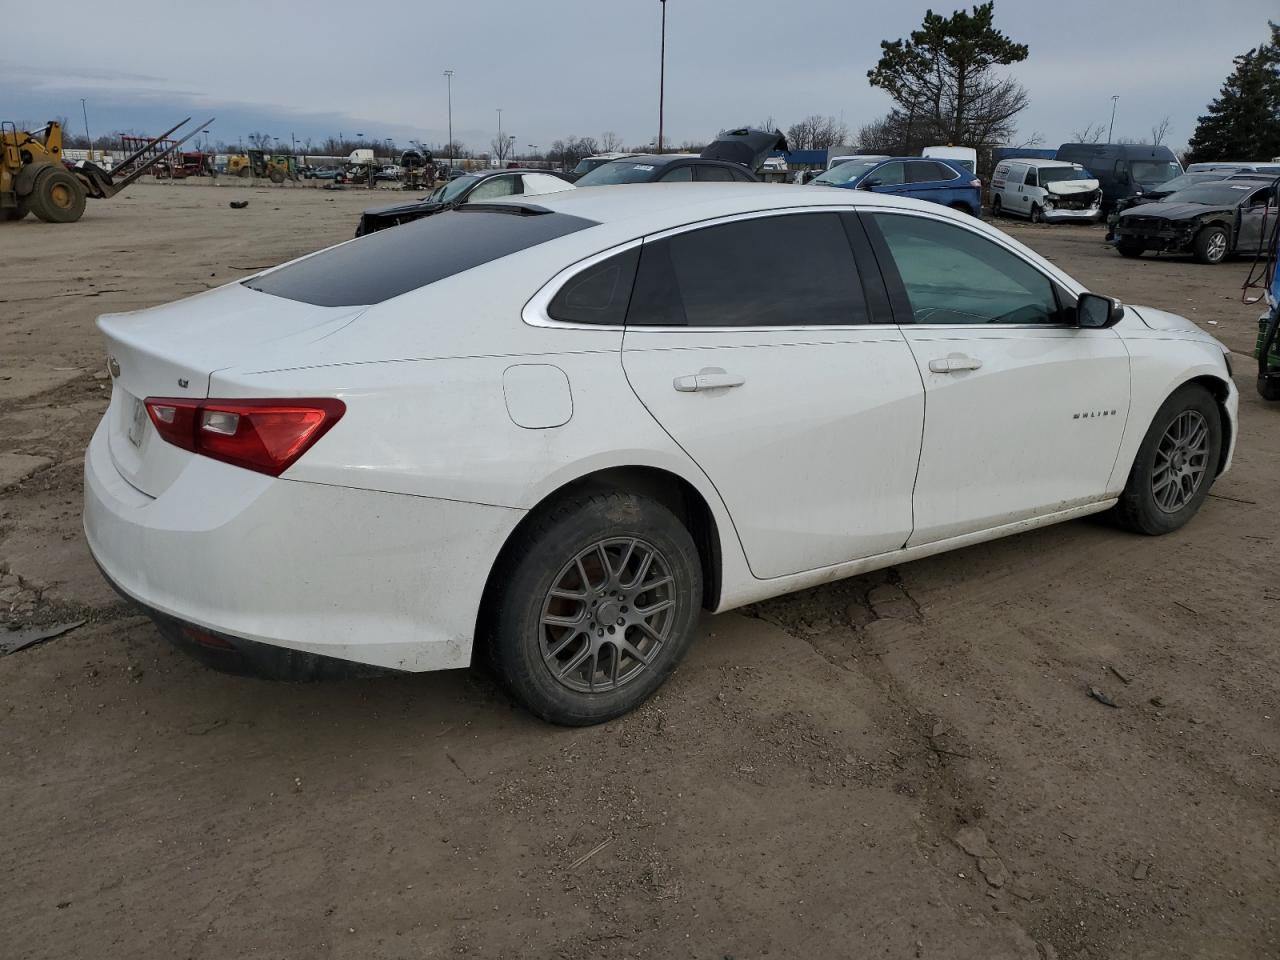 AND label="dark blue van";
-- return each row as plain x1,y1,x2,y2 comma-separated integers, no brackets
1054,143,1183,210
